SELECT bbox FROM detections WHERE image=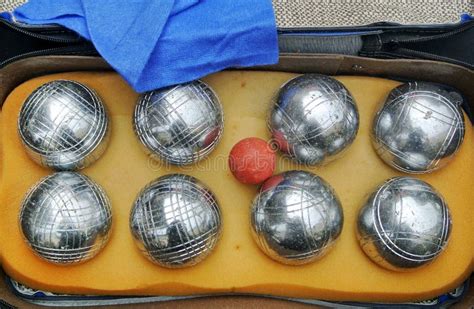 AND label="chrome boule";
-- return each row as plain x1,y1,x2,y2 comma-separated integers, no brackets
357,177,451,271
18,80,110,170
269,74,359,165
372,82,465,173
133,80,224,165
251,170,343,265
130,174,222,268
19,172,113,265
